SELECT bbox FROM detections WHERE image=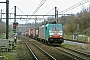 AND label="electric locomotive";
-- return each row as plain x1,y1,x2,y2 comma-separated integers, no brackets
38,24,64,44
